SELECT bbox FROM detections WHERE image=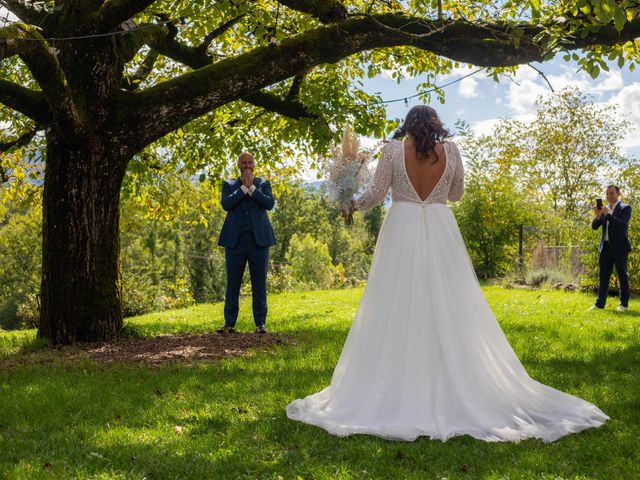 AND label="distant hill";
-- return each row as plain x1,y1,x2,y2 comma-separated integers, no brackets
302,180,329,192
